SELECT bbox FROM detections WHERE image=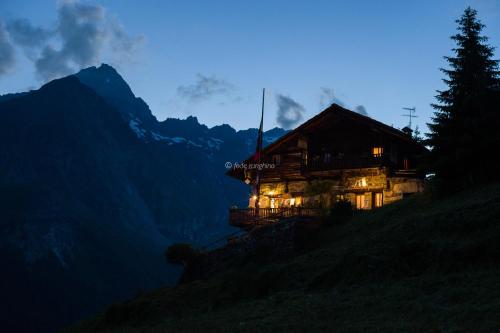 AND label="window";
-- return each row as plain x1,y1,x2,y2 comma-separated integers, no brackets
374,193,383,208
354,177,367,188
323,152,332,163
403,158,410,170
298,138,308,149
356,194,366,210
372,147,384,157
301,150,308,166
272,154,281,165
